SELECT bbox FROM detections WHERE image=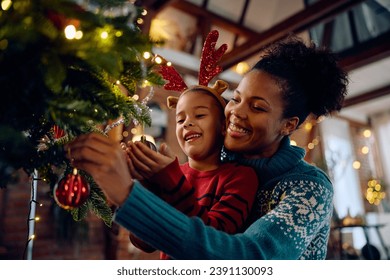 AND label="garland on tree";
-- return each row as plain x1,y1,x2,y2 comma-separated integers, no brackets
0,0,165,226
